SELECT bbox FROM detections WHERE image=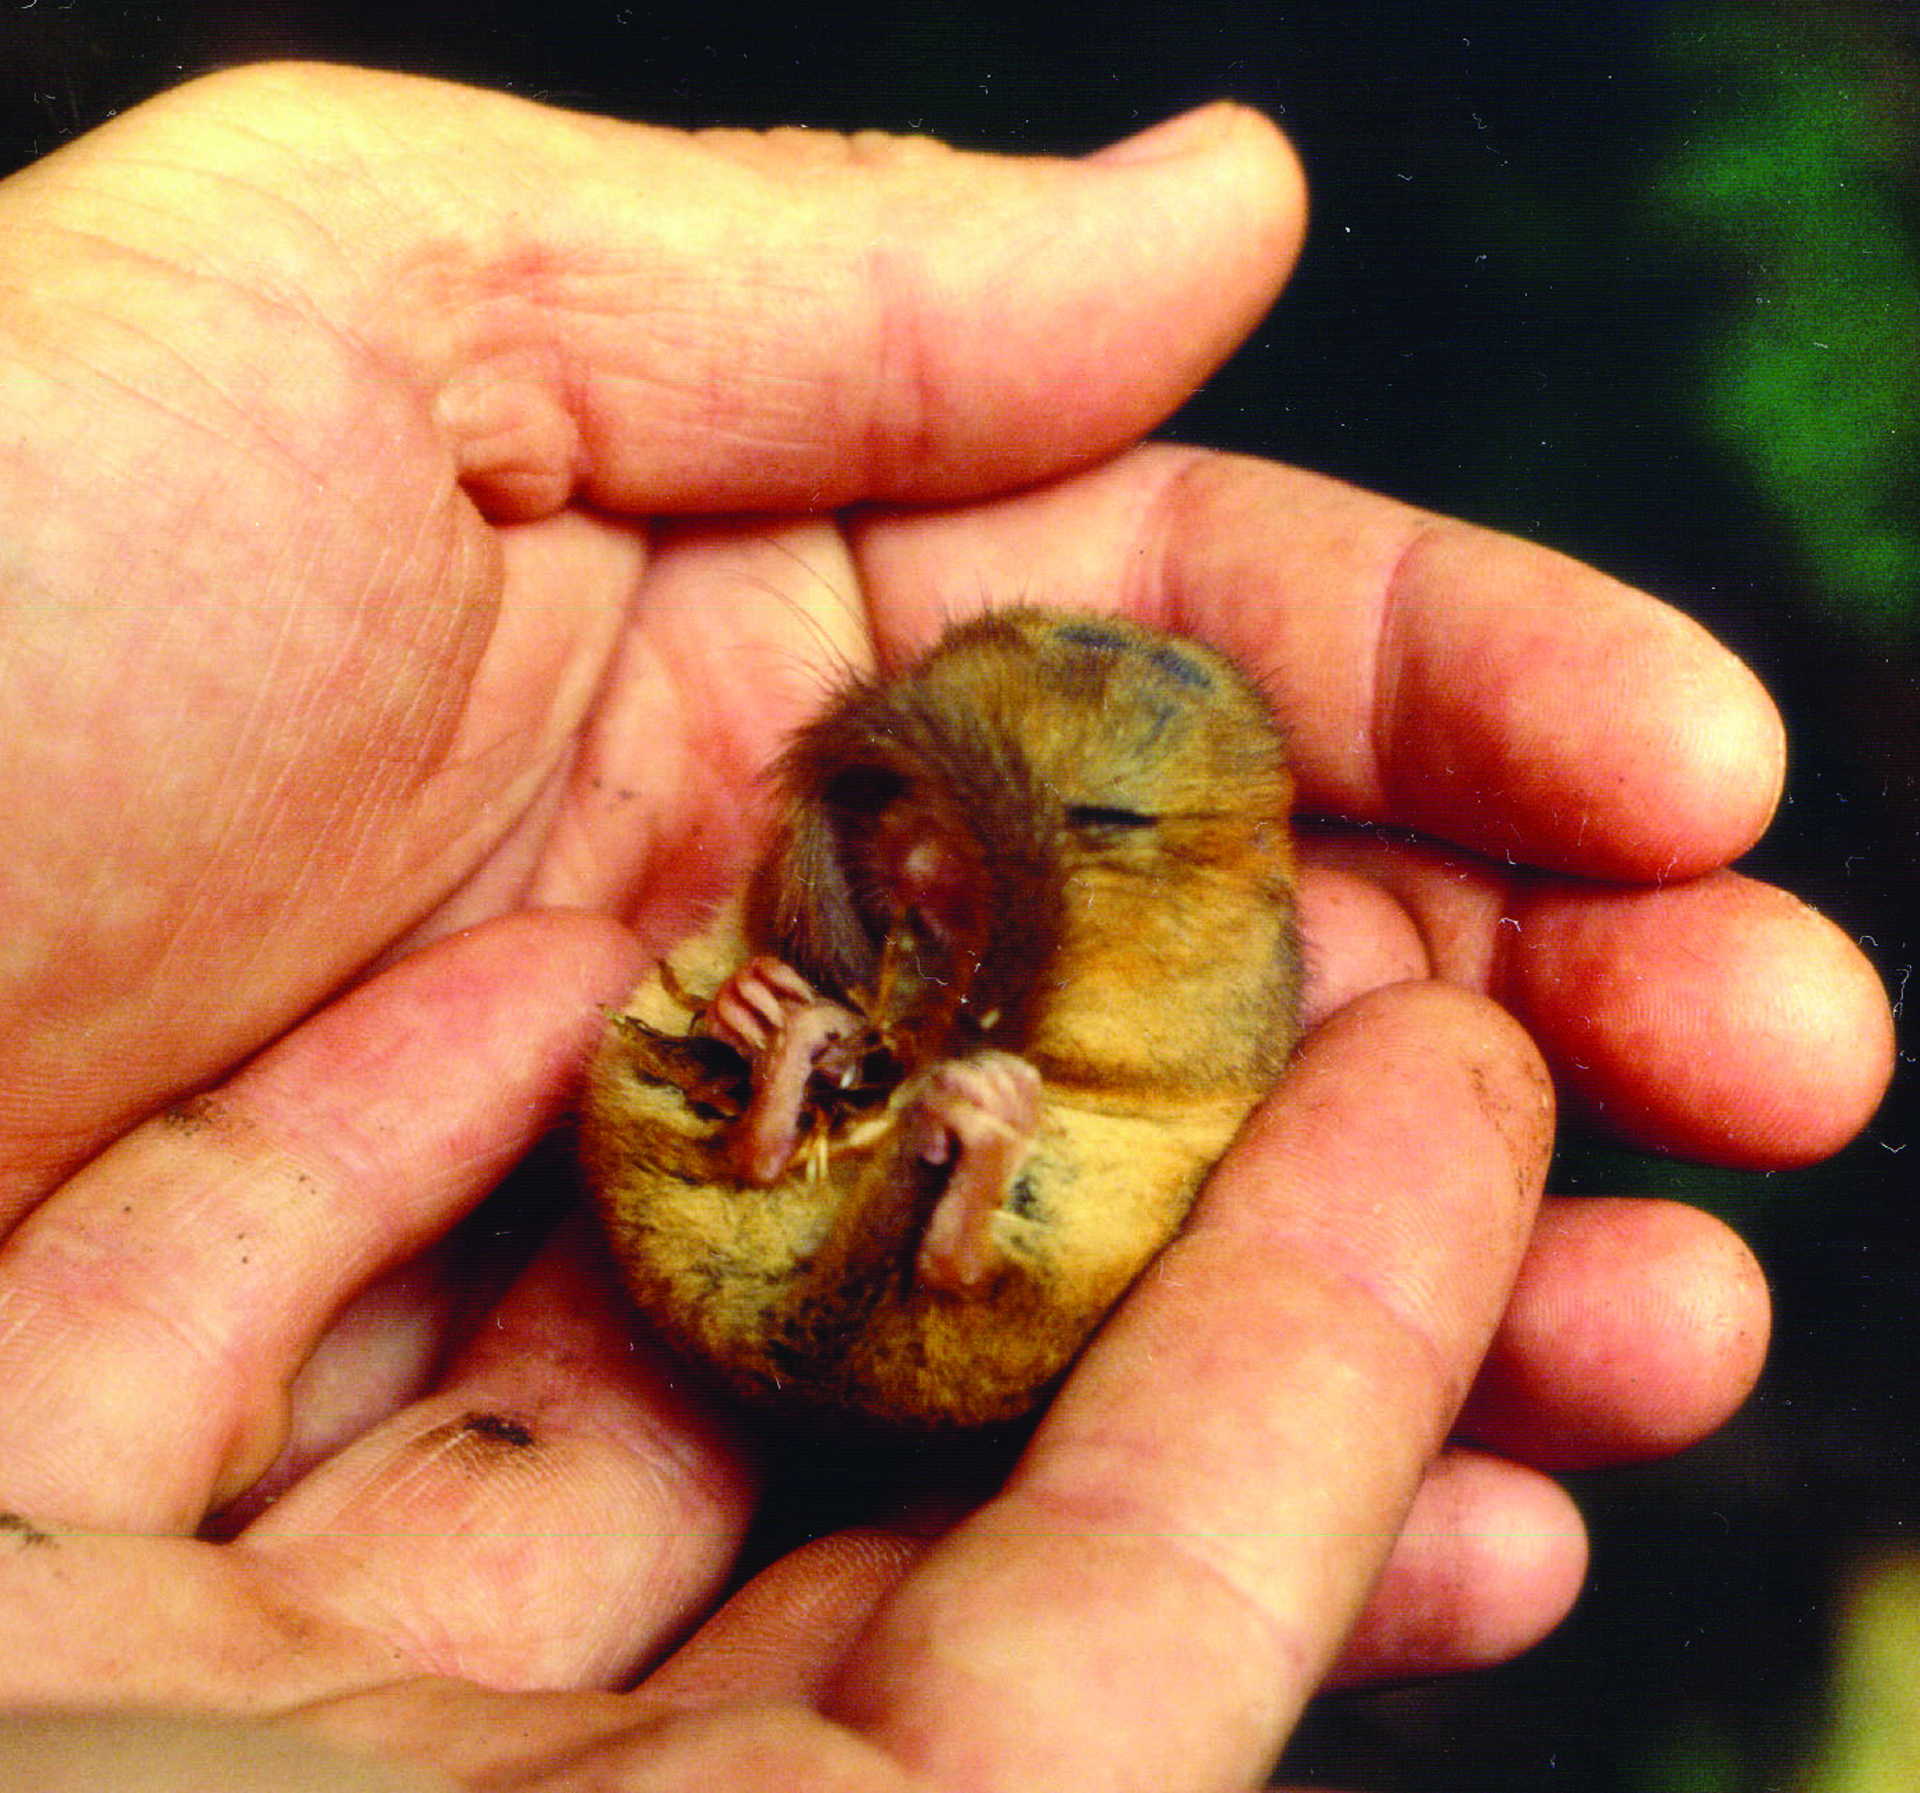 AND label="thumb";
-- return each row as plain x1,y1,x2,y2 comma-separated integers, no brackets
22,65,1305,518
